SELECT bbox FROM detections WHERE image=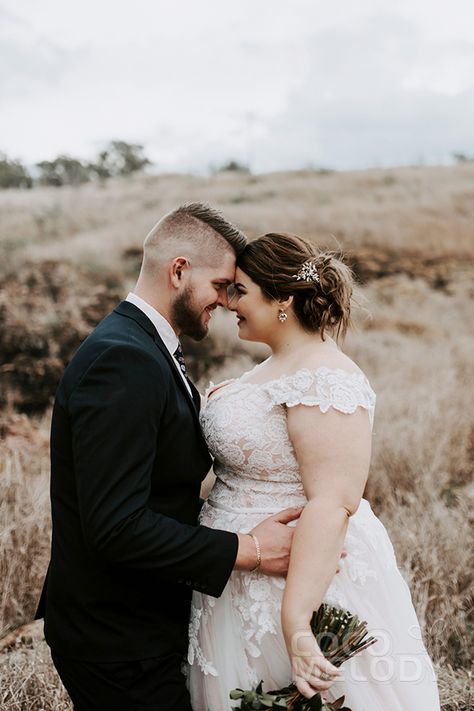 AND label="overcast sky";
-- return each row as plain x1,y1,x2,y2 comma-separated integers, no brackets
1,0,473,172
